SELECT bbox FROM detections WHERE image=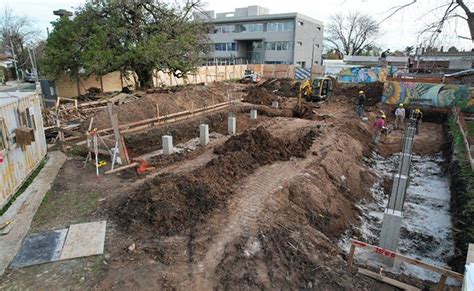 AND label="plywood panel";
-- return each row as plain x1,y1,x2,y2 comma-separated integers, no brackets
60,221,106,260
